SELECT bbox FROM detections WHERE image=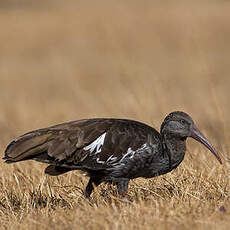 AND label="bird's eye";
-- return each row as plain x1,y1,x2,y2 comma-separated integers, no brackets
180,119,185,124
